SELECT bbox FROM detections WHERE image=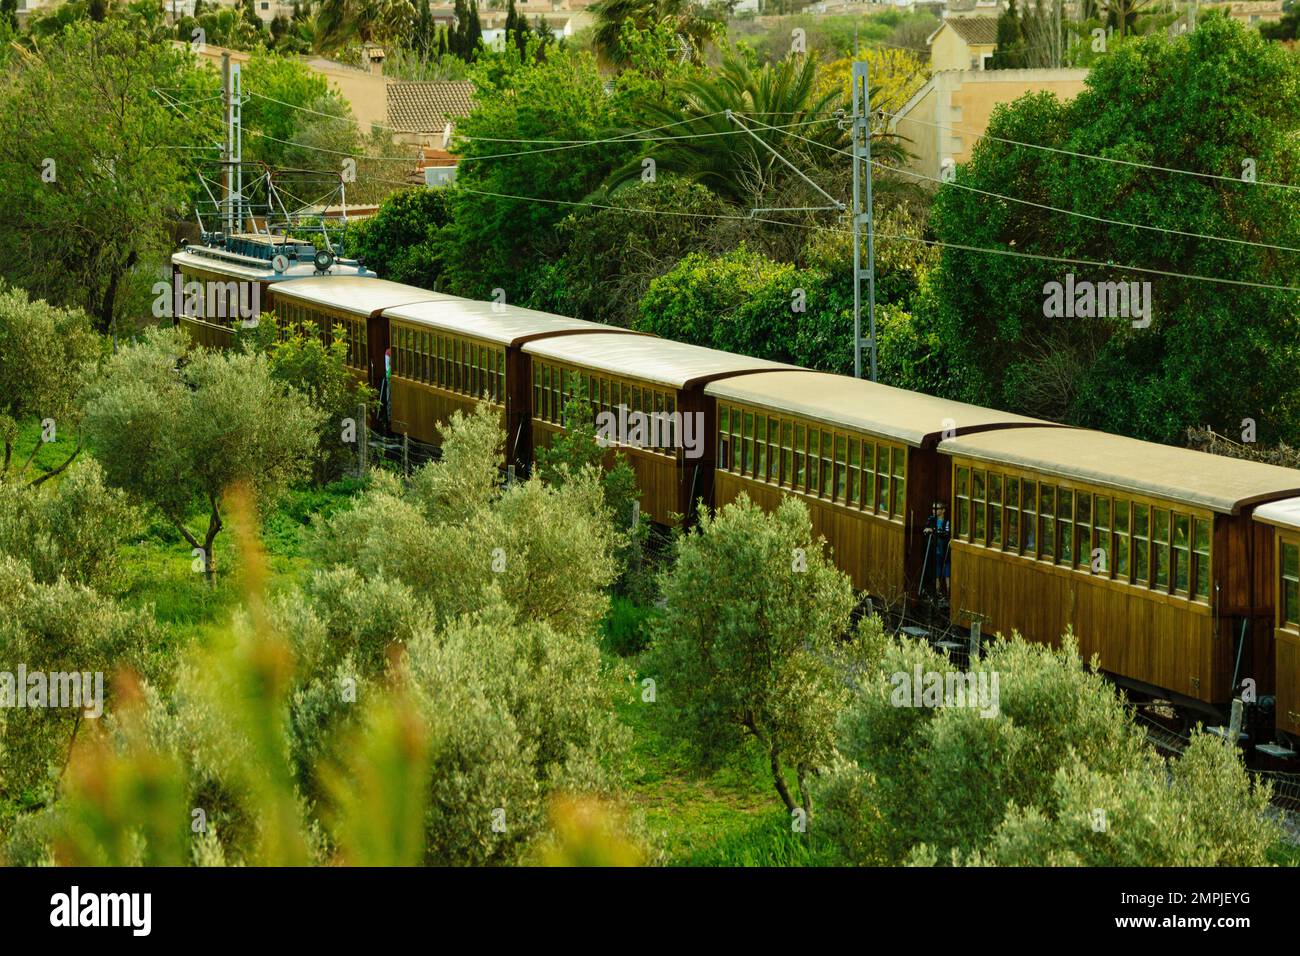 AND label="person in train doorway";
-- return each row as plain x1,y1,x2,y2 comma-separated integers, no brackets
923,501,952,607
